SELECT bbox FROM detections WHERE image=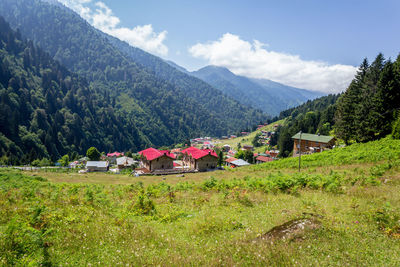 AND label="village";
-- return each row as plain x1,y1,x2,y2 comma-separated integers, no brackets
72,122,336,175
